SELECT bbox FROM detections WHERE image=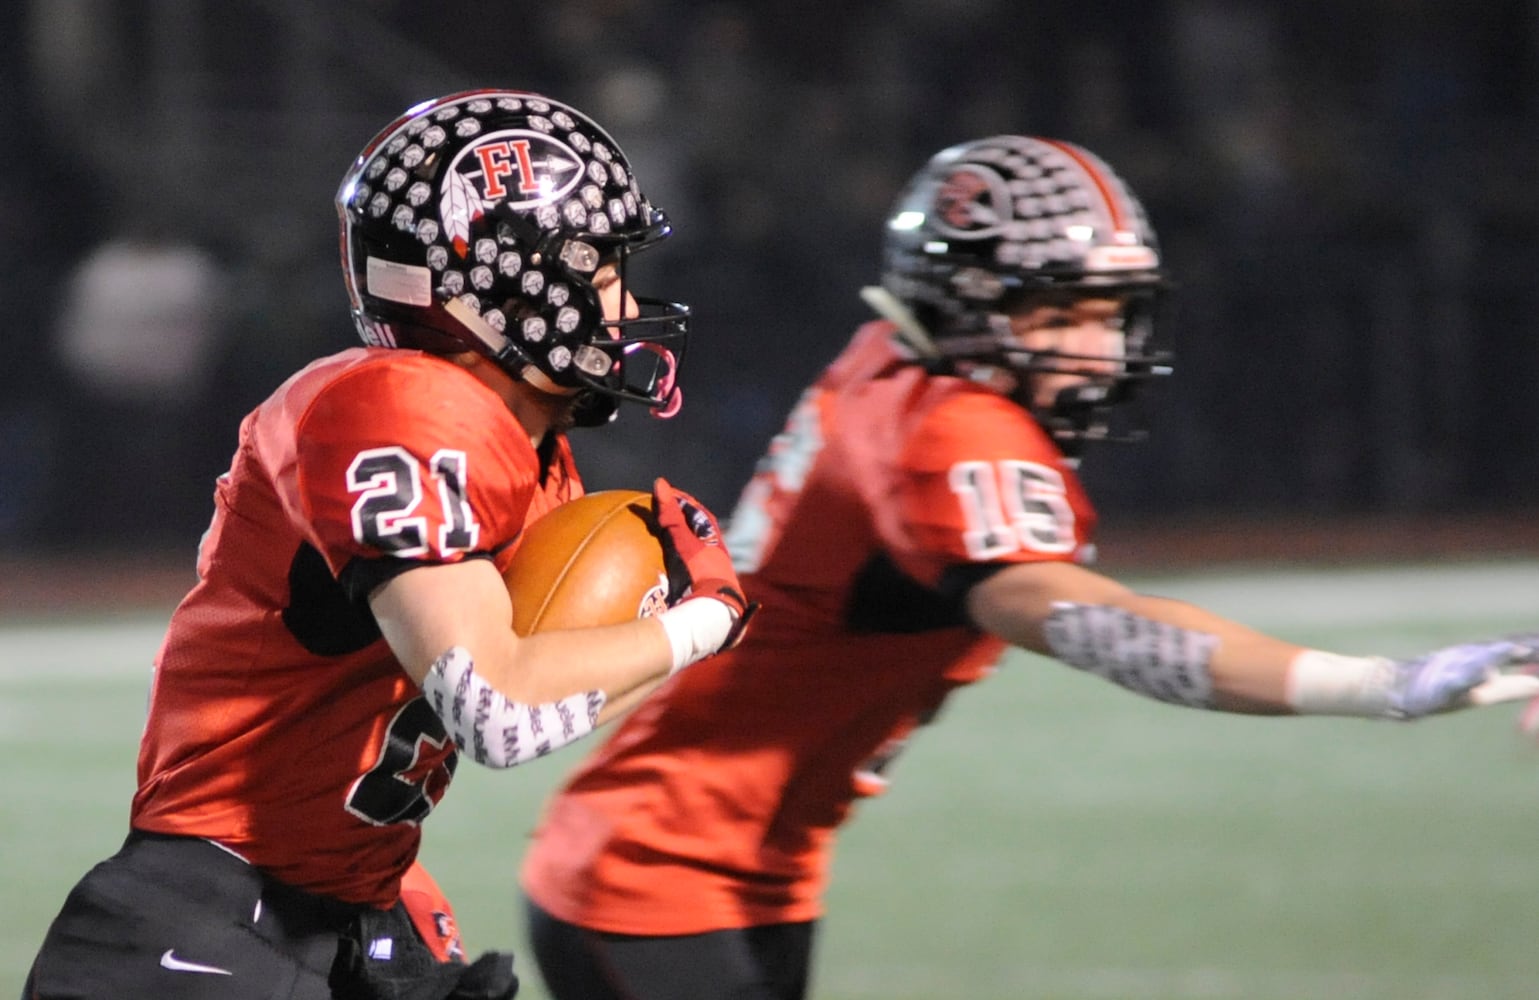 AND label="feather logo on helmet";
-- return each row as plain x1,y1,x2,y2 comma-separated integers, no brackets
441,130,584,255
